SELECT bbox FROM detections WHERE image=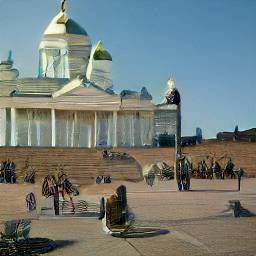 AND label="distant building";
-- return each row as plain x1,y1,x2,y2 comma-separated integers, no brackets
181,128,203,147
217,128,256,142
